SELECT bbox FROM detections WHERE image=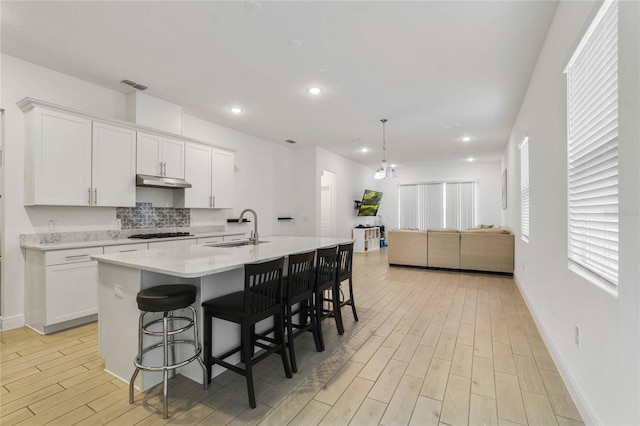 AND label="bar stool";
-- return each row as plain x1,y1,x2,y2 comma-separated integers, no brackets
129,284,208,419
337,242,358,322
201,257,292,408
282,250,323,373
314,246,343,352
